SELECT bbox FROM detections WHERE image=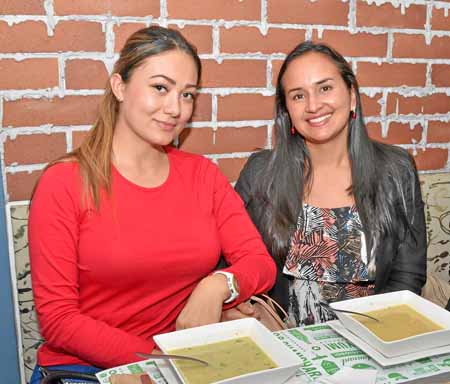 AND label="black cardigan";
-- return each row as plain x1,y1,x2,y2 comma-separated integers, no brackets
235,149,427,311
